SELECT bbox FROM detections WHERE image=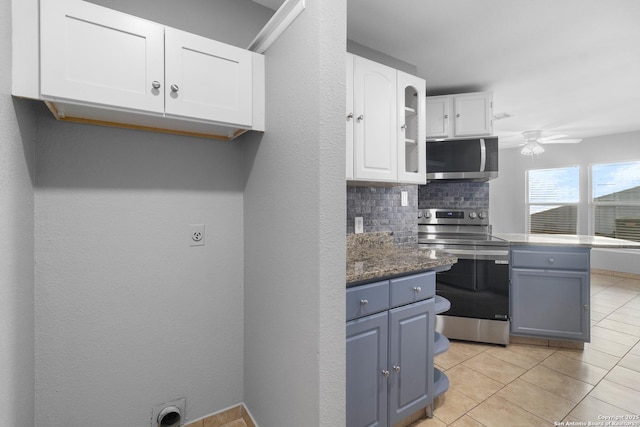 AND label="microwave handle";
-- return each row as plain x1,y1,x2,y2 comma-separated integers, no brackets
479,138,486,172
